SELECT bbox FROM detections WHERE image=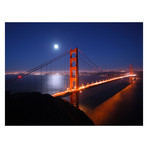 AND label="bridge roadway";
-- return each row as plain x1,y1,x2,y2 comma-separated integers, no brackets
52,74,136,98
